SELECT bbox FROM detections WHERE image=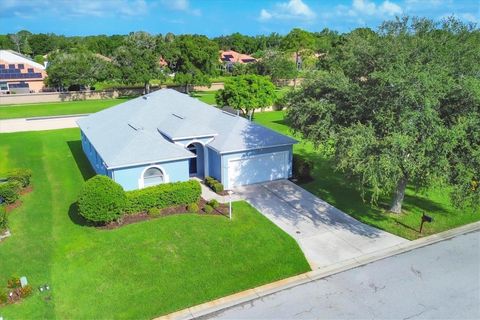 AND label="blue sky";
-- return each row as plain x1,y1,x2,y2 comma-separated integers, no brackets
1,0,478,36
